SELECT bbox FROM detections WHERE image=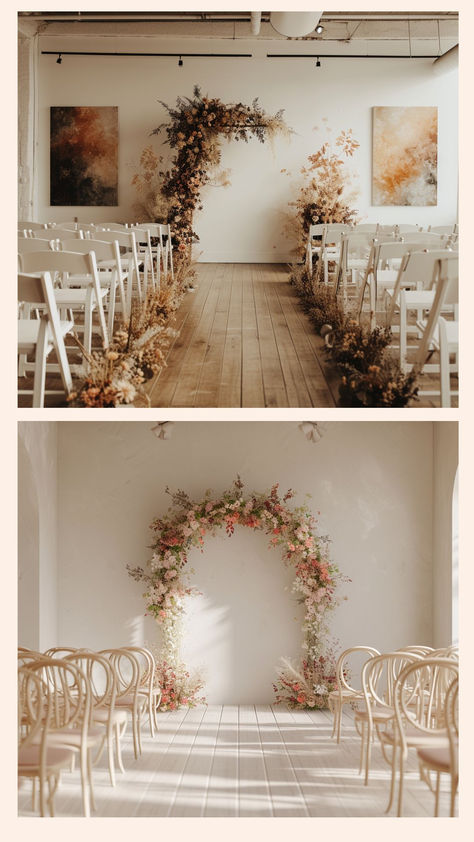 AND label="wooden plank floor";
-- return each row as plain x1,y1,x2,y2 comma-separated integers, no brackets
148,264,337,408
18,706,456,818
